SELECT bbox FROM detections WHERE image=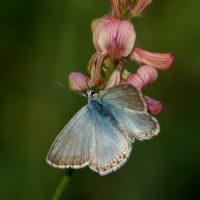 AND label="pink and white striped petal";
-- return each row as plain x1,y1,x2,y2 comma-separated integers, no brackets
88,52,108,86
92,18,109,52
130,0,152,17
91,15,117,52
132,48,174,70
127,65,158,89
111,0,131,18
92,17,136,60
144,96,163,115
68,72,89,91
111,0,122,18
105,70,121,89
